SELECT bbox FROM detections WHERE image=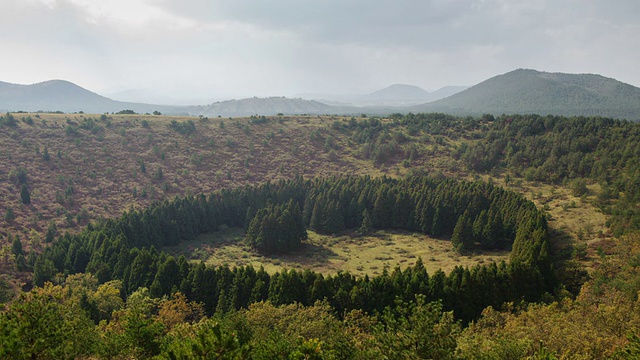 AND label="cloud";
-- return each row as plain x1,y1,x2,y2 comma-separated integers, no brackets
0,0,638,100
